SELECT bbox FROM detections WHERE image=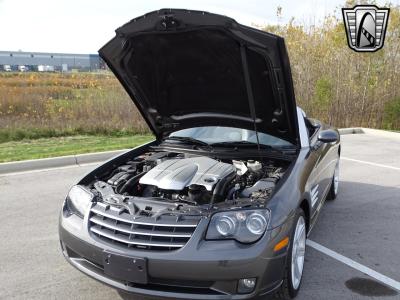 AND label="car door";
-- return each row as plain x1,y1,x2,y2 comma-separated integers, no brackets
307,123,331,218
